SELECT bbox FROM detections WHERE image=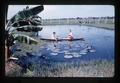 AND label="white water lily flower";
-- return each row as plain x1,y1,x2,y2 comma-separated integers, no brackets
80,49,88,55
50,52,58,56
64,55,73,59
89,49,96,52
72,53,82,57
